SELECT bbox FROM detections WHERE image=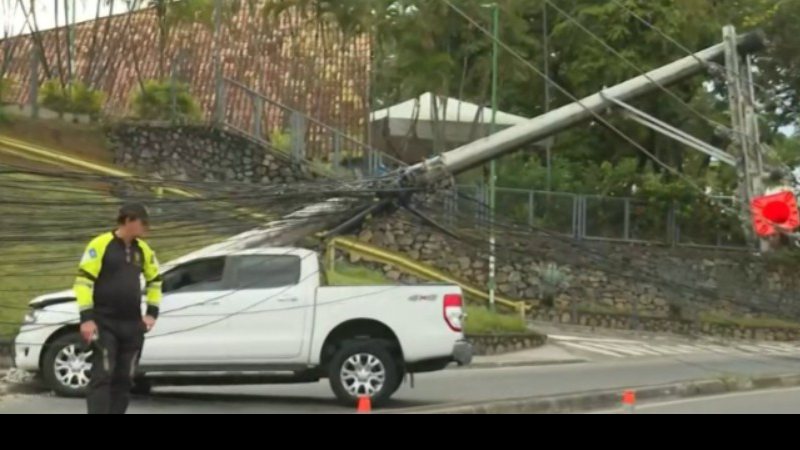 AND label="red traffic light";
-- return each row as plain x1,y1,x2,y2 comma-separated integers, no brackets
751,191,800,237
